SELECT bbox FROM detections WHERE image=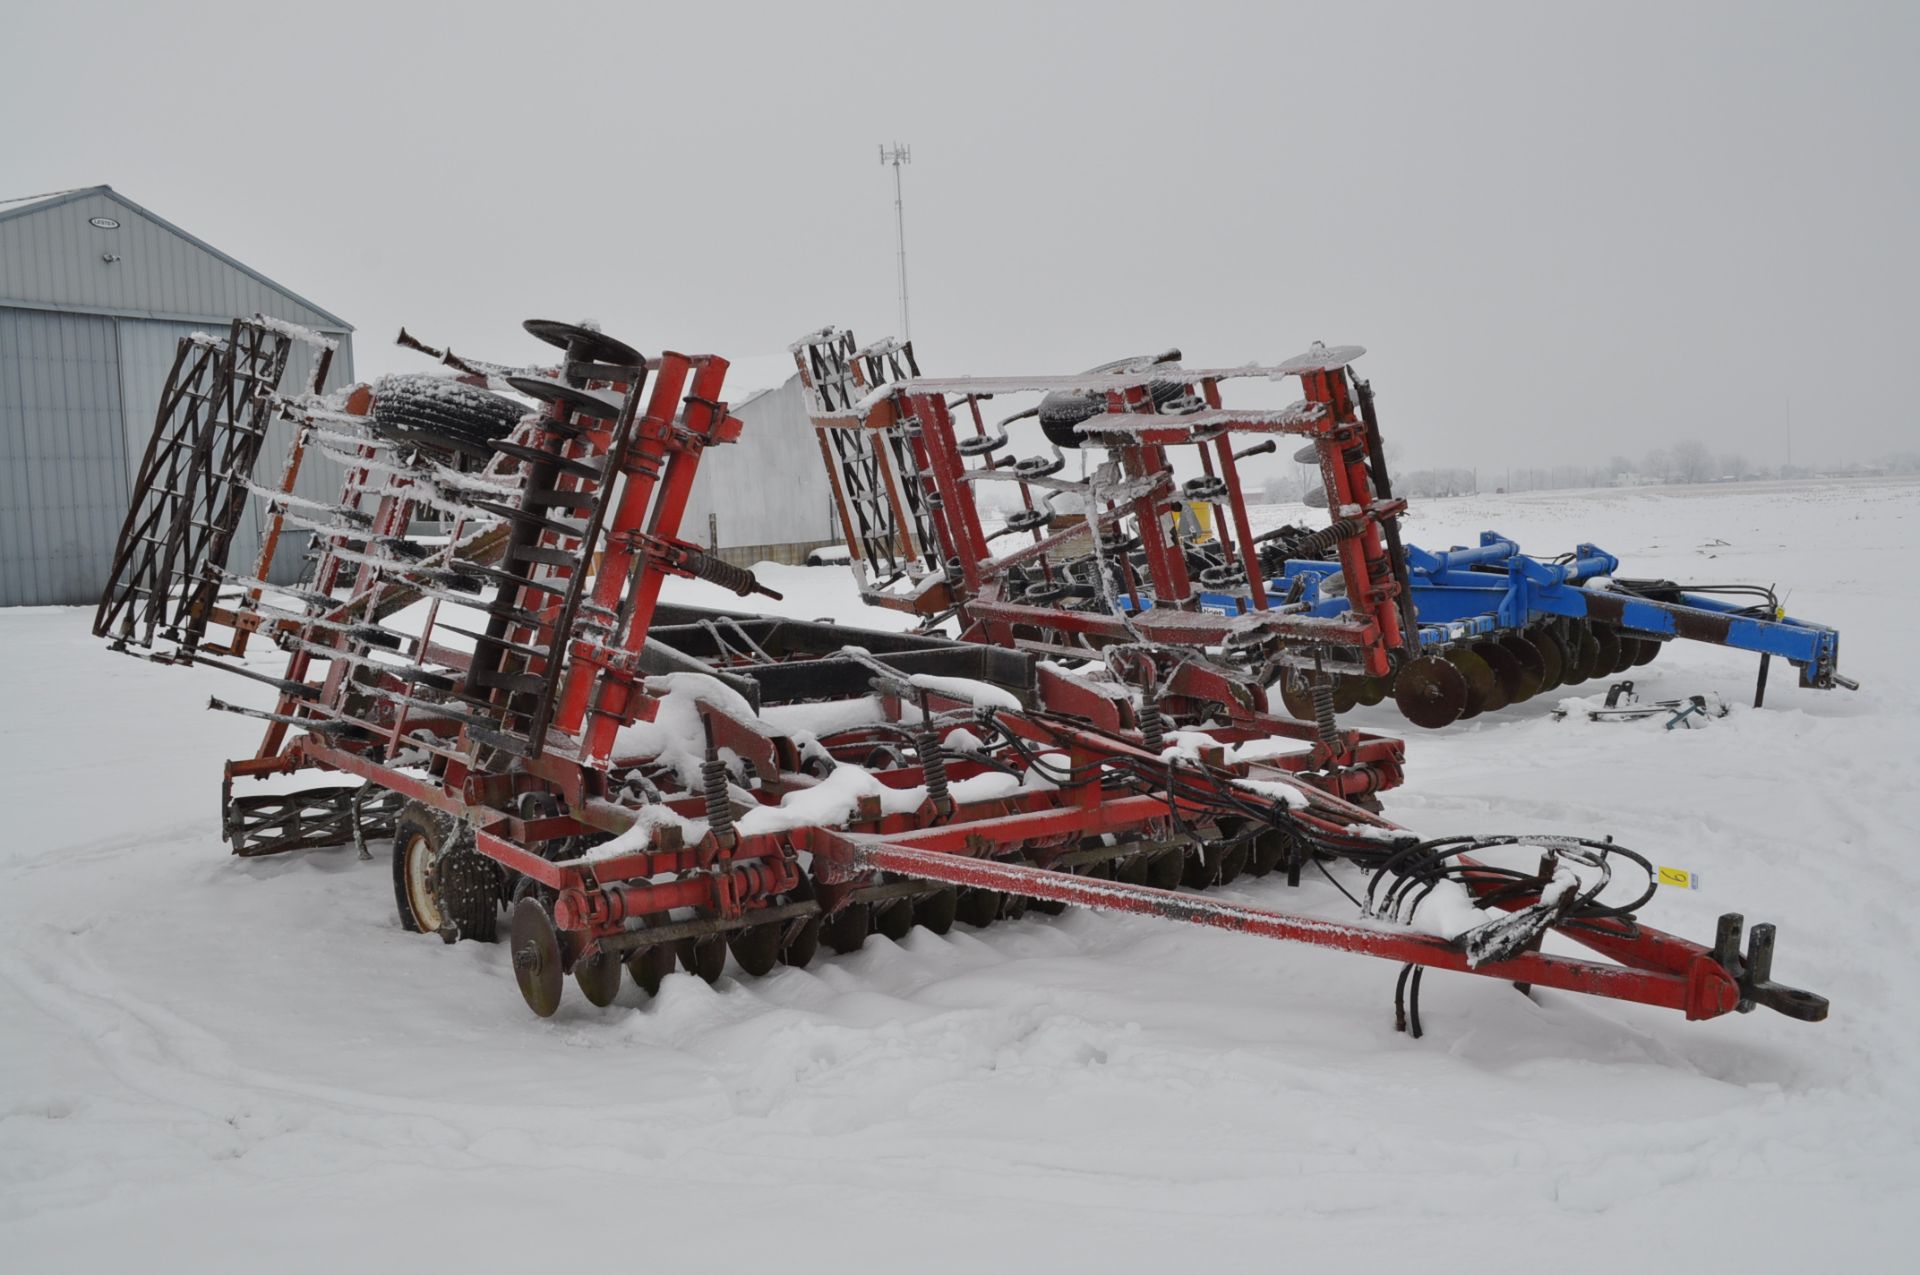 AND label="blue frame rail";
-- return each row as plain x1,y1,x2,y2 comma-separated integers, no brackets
1142,529,1843,691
